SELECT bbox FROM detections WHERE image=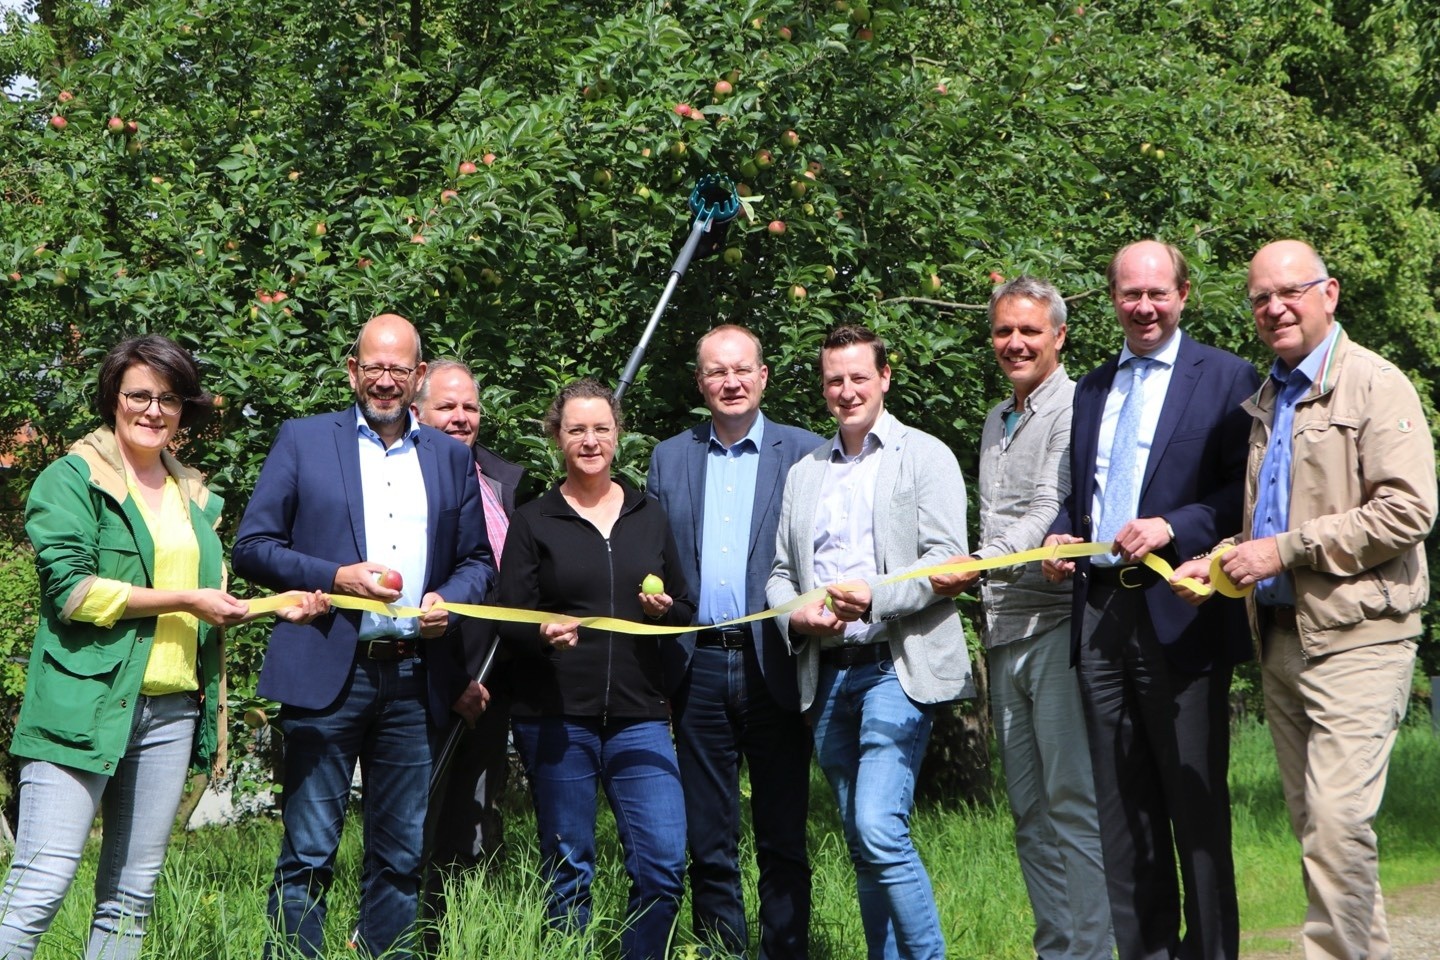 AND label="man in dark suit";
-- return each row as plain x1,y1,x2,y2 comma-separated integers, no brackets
647,324,822,959
1042,242,1258,960
413,359,525,872
233,314,494,960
